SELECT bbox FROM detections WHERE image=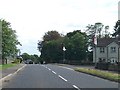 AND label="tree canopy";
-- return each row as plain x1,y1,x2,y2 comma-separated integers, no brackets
1,19,21,64
38,30,89,63
113,20,120,37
